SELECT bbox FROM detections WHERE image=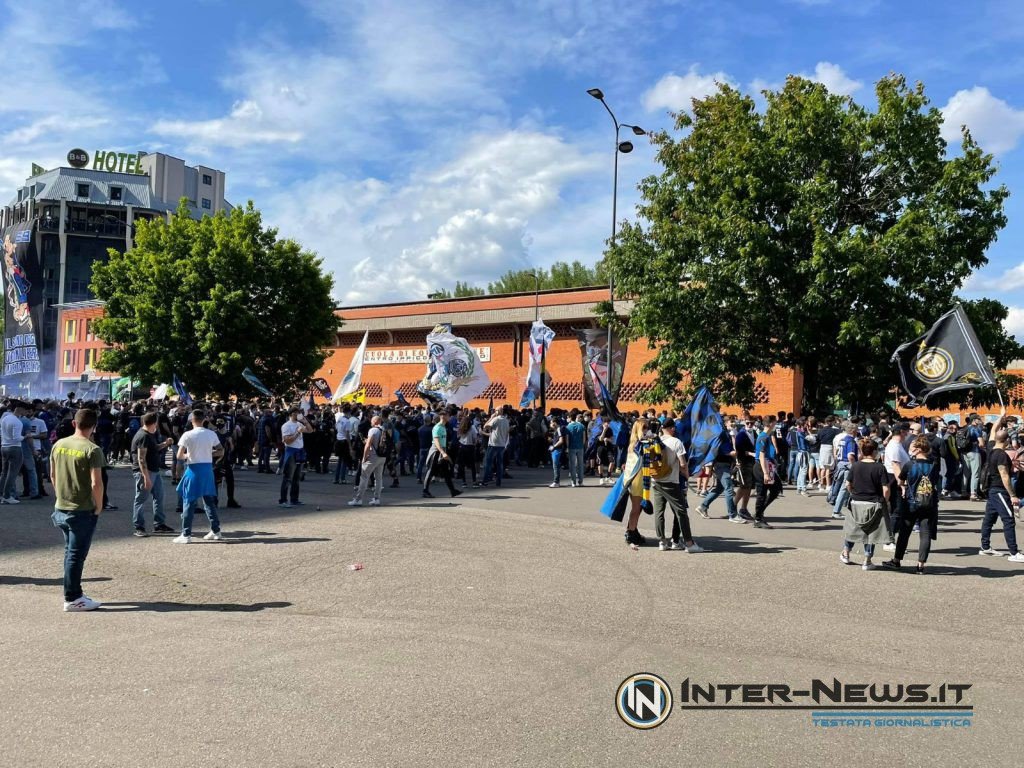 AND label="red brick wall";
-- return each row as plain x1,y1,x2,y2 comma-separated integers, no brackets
56,305,113,381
